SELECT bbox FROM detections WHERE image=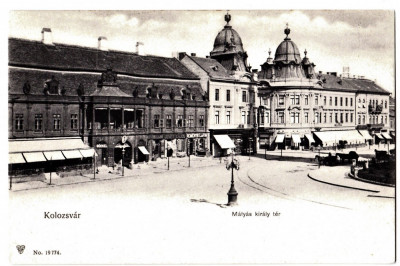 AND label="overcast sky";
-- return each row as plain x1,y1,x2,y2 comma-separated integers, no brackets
8,10,395,94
